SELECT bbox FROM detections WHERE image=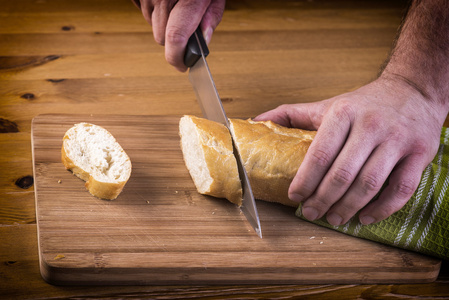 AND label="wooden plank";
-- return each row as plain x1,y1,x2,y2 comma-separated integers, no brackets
0,192,35,225
0,29,398,56
0,134,32,162
0,69,378,107
0,0,404,34
1,48,388,80
0,0,406,14
32,114,441,285
1,45,389,133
